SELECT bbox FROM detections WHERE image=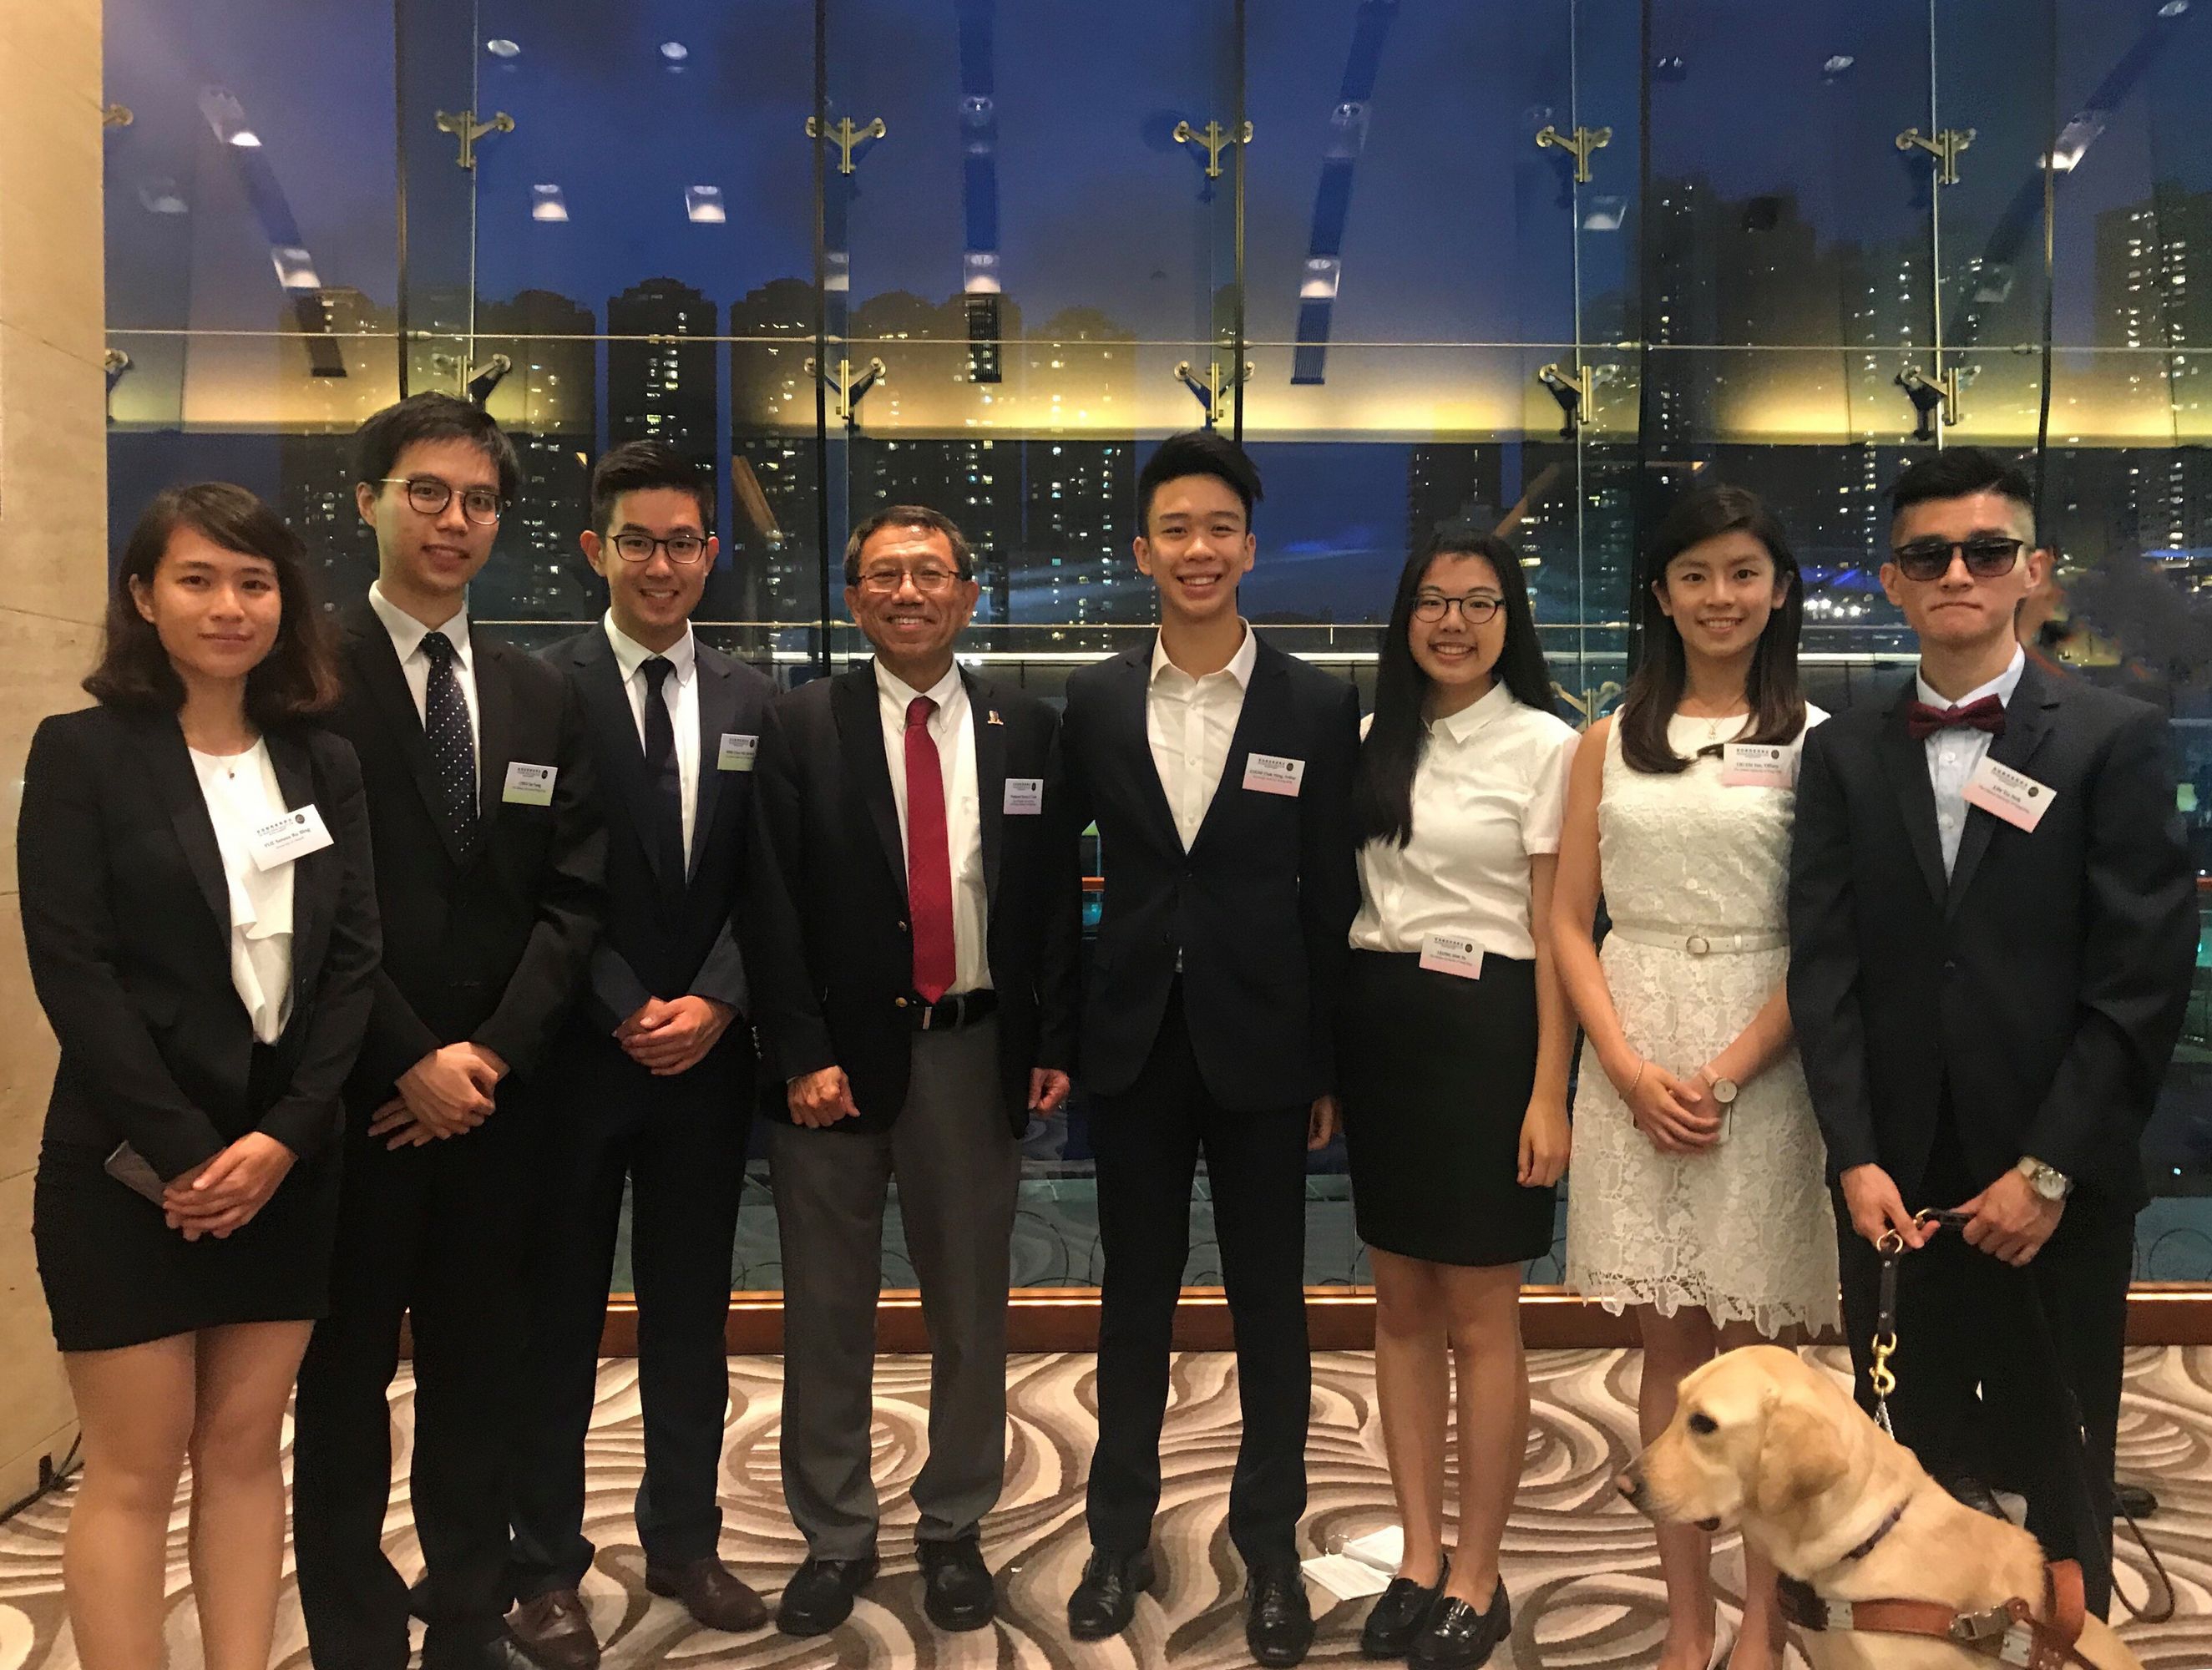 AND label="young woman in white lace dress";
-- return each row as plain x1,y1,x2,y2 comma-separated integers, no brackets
1554,487,1838,1670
